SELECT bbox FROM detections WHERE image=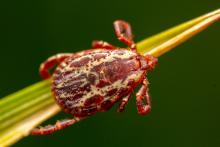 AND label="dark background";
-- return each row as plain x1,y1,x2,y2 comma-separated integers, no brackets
1,0,220,147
